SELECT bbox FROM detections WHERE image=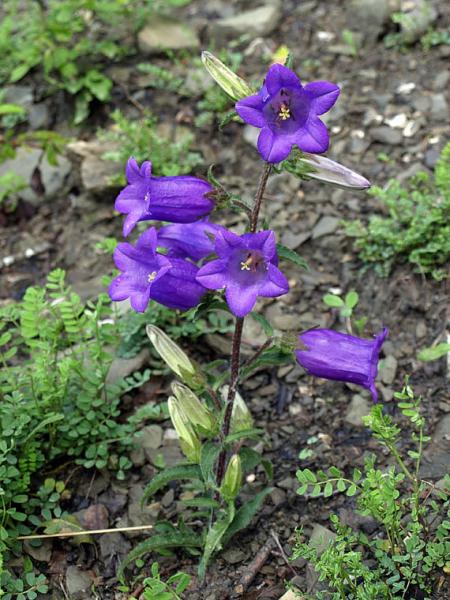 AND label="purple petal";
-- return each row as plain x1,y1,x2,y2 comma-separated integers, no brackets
136,227,158,252
235,94,266,128
109,274,136,301
264,64,301,96
304,81,340,115
257,127,294,163
130,288,151,312
151,258,206,311
196,259,229,290
258,264,289,297
215,229,243,257
225,284,258,317
295,118,329,154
